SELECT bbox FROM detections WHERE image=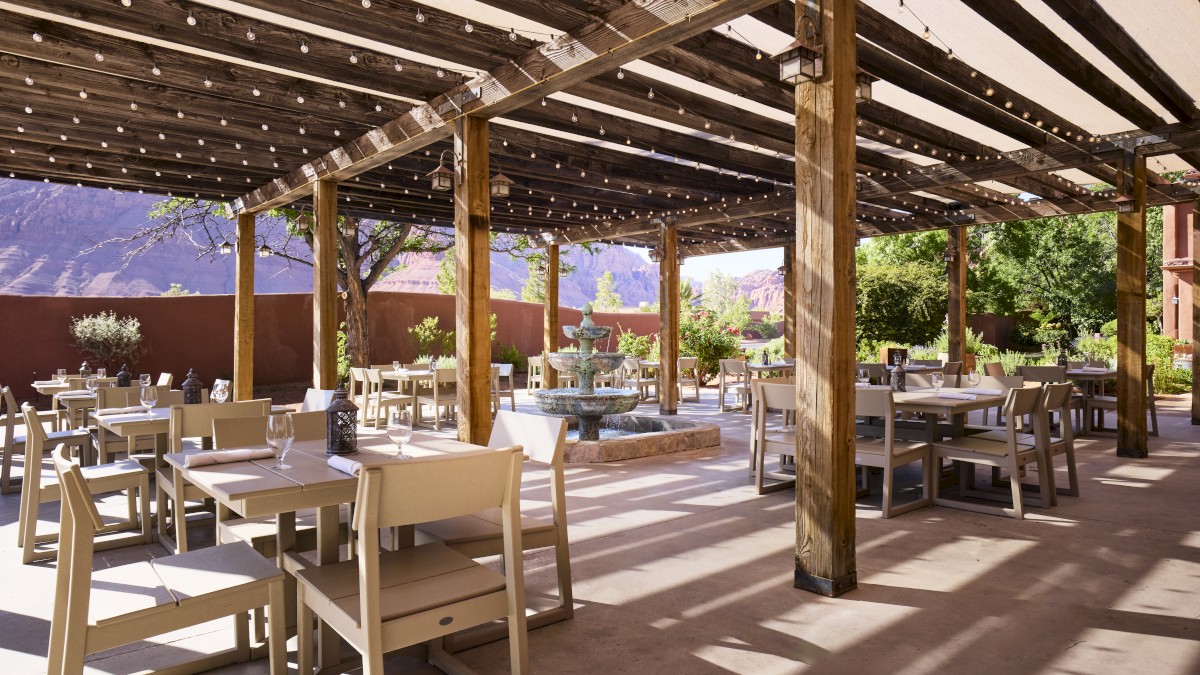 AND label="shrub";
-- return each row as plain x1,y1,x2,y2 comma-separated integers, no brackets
680,314,741,384
856,262,946,346
747,337,785,364
747,319,779,340
336,322,350,384
69,311,144,371
408,316,453,356
616,328,656,360
494,343,527,372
